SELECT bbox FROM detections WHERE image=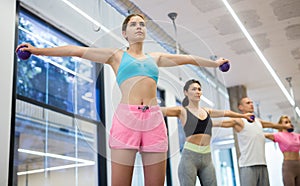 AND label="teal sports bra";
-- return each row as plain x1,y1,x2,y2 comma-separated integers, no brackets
116,52,159,86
